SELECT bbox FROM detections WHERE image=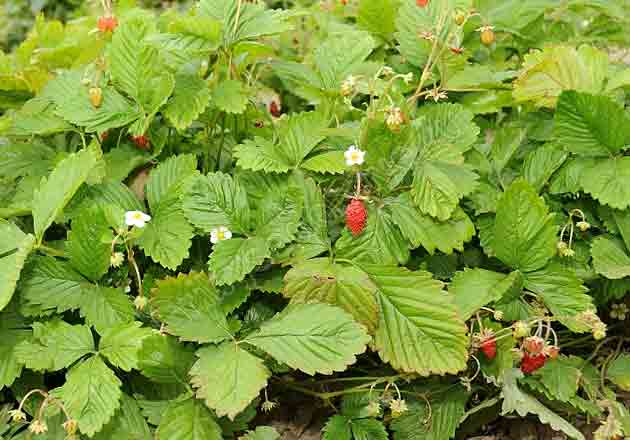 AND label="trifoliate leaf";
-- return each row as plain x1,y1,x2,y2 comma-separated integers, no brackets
19,256,87,316
523,264,594,333
501,369,585,440
79,286,135,335
182,172,250,234
522,144,568,193
591,236,630,279
450,269,523,320
534,355,582,401
156,398,222,440
322,415,352,440
32,144,102,243
388,193,474,254
513,45,608,108
581,157,630,210
245,303,370,375
137,334,195,383
67,205,112,282
212,79,249,114
351,419,388,440
283,258,379,332
391,388,469,440
163,74,211,130
335,205,410,266
99,322,151,372
0,220,35,312
493,179,557,272
239,426,280,440
191,342,270,420
15,320,93,372
606,354,630,391
554,91,630,157
52,356,122,437
151,272,230,343
93,393,152,440
364,265,468,375
209,236,270,286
